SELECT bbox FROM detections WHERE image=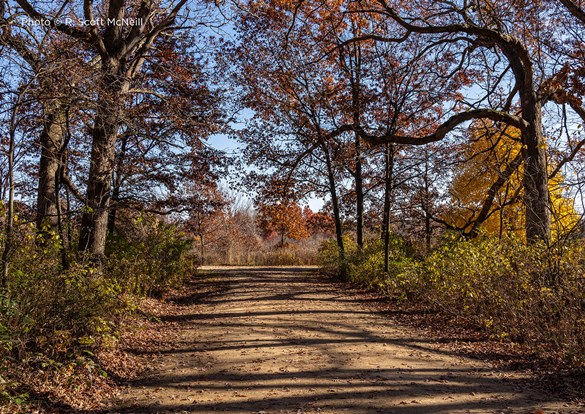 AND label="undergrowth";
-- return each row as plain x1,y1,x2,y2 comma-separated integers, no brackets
319,234,585,366
0,212,196,412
